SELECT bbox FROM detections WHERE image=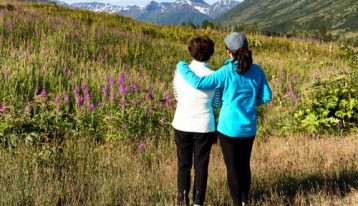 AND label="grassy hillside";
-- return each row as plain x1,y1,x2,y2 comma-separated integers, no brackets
217,0,358,41
0,0,357,205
